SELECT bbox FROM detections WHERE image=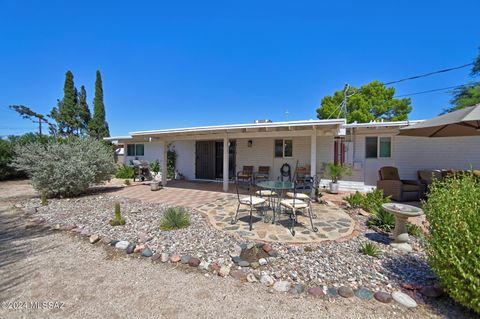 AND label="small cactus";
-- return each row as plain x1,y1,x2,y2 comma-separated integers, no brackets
40,192,48,206
110,202,126,226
